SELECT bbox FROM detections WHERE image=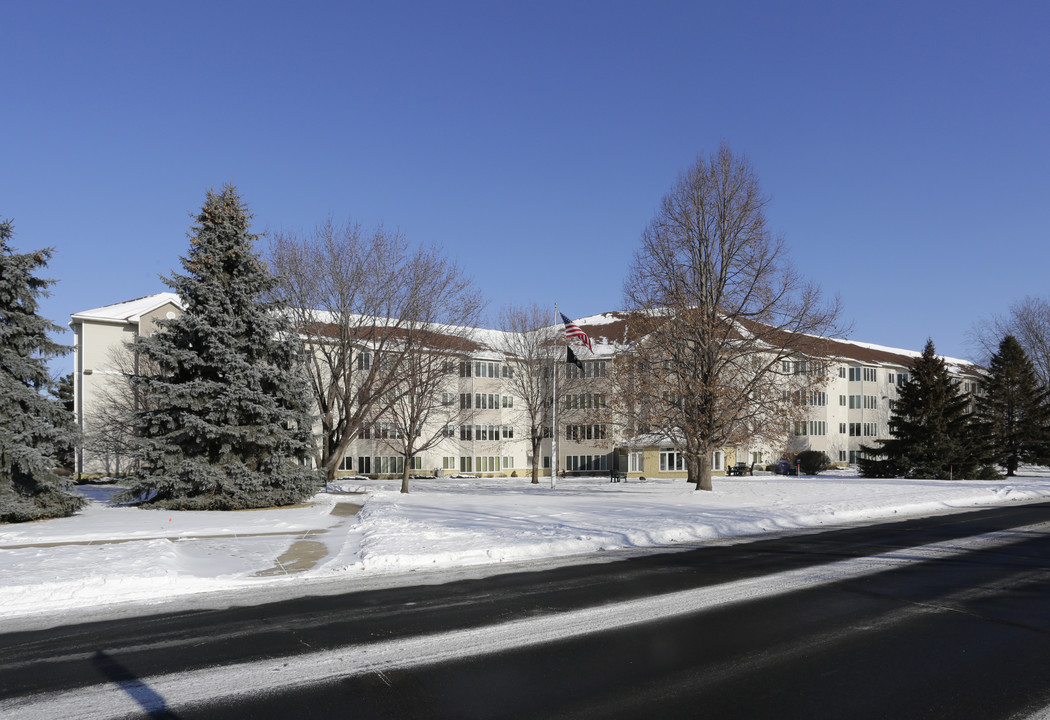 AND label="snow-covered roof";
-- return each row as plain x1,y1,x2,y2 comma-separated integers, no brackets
71,293,183,325
72,294,980,376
